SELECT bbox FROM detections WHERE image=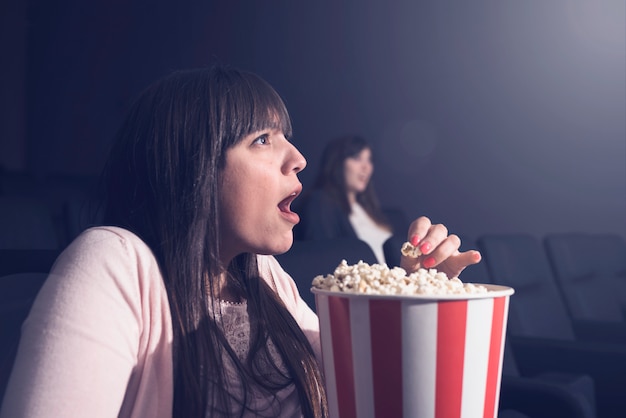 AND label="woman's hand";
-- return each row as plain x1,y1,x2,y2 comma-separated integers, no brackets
400,216,481,279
